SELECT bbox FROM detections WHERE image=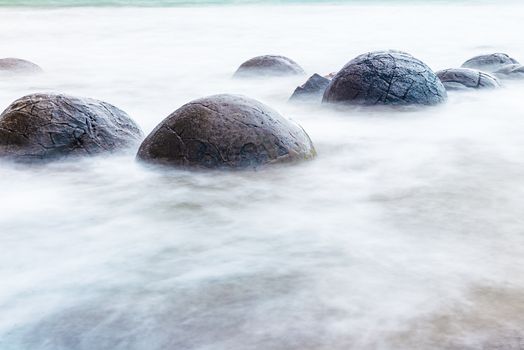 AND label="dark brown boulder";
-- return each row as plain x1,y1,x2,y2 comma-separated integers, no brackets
436,68,499,90
0,58,43,74
233,55,305,77
461,53,519,72
137,94,316,169
0,93,143,162
289,73,331,103
322,50,447,106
